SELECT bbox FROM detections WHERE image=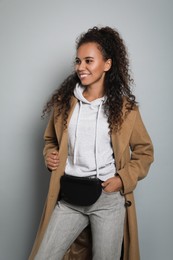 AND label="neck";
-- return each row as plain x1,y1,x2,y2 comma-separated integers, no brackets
83,86,104,102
